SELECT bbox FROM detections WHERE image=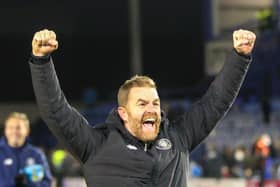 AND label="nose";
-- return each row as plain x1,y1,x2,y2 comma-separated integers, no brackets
146,103,157,113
